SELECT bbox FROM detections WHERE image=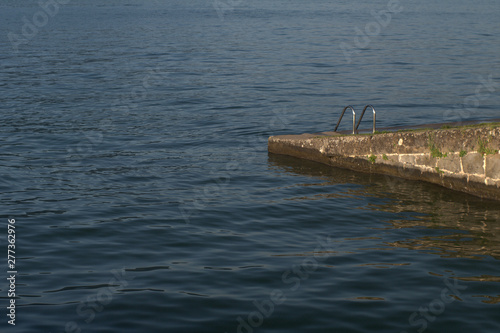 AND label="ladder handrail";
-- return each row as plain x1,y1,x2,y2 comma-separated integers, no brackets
334,105,356,134
355,104,376,134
